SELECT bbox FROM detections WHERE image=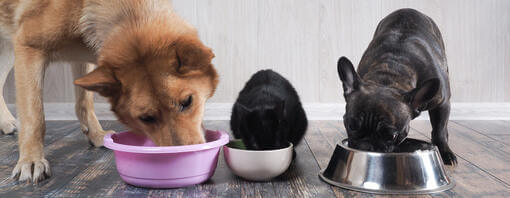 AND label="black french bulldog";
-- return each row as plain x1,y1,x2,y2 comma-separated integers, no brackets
337,8,457,165
231,69,307,151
